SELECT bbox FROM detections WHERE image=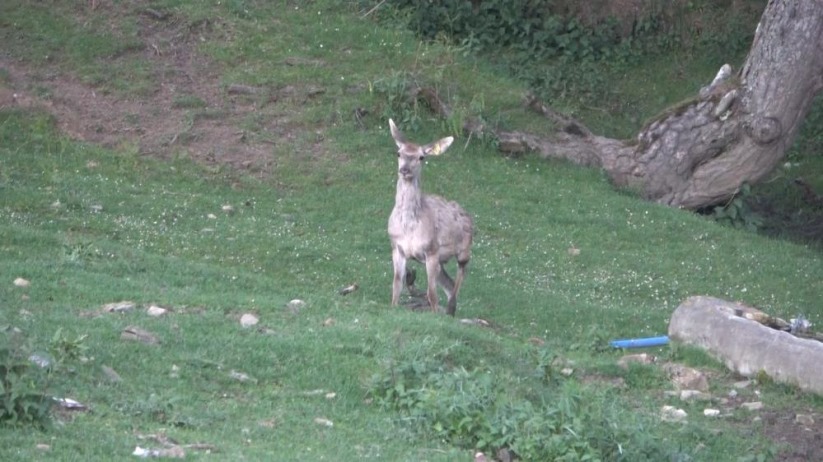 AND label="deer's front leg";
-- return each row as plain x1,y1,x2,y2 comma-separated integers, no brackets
424,253,441,312
391,247,406,306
